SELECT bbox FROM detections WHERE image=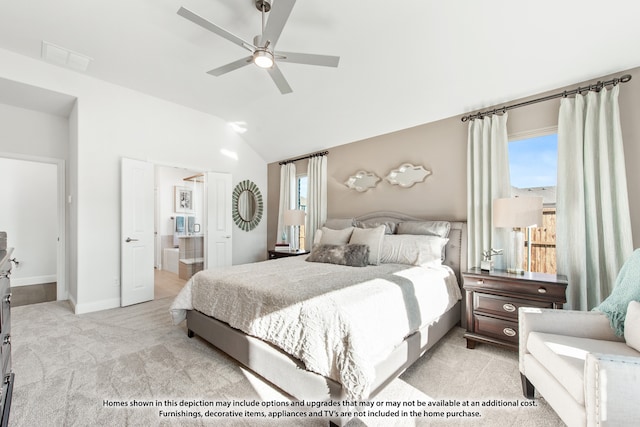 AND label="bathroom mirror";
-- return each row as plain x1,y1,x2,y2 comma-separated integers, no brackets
232,180,263,231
